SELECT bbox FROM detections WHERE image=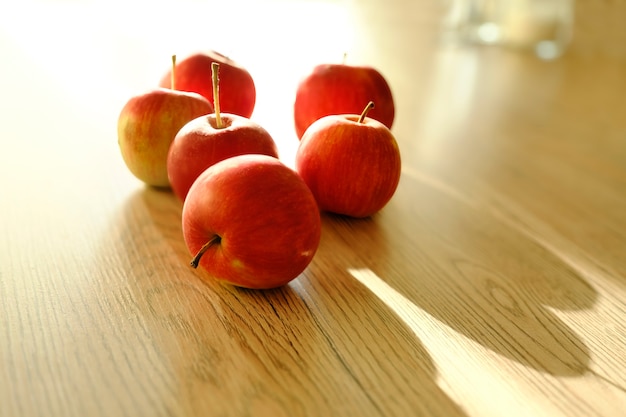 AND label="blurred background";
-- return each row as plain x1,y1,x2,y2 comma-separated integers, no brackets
445,0,626,60
0,0,624,167
568,0,626,59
